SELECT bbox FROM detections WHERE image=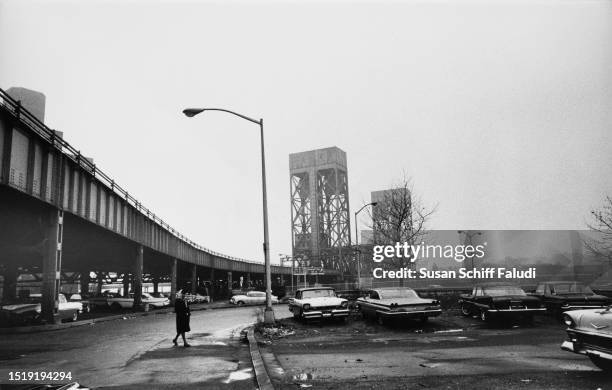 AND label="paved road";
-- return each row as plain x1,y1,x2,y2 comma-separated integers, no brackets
261,313,612,389
0,305,290,389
